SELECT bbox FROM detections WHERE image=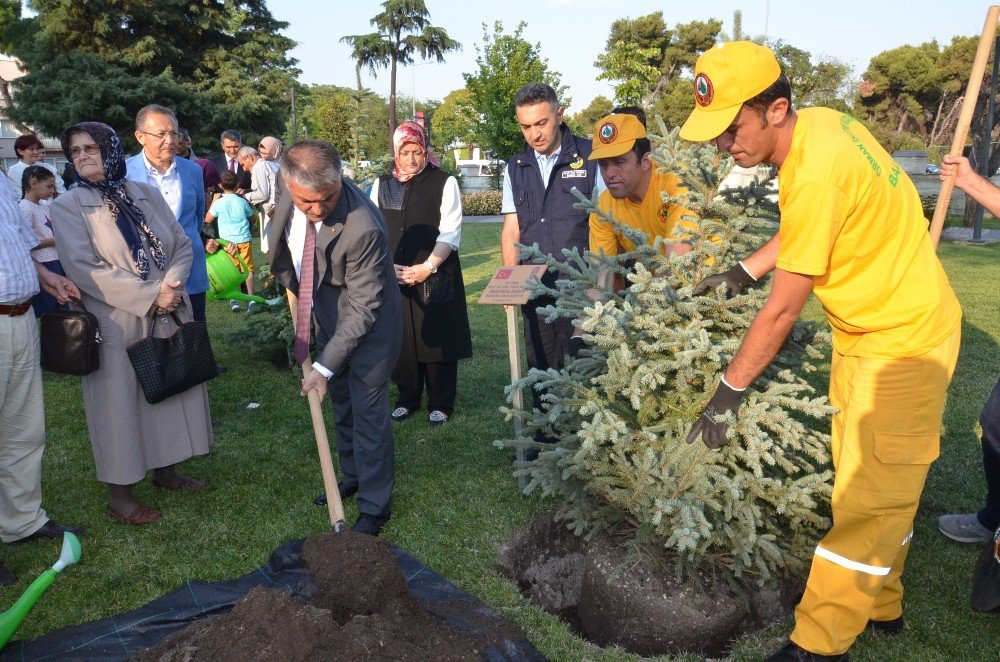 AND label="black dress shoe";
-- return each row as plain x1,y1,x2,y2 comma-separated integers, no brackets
352,512,390,536
0,563,16,586
313,481,359,506
868,616,905,635
766,641,849,661
14,521,84,543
